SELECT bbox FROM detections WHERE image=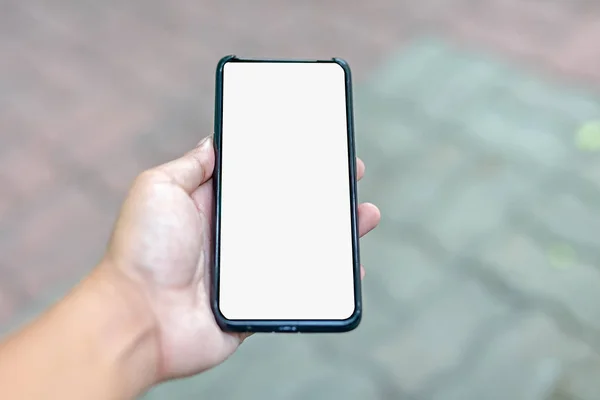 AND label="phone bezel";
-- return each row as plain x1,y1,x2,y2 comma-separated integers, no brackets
212,56,362,333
